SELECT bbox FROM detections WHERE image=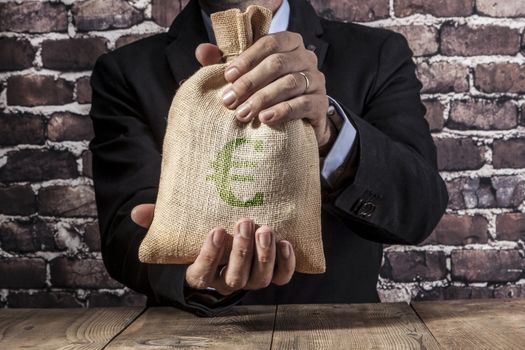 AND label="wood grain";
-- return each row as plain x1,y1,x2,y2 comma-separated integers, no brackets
413,298,525,349
271,303,440,349
0,307,143,350
106,305,276,349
